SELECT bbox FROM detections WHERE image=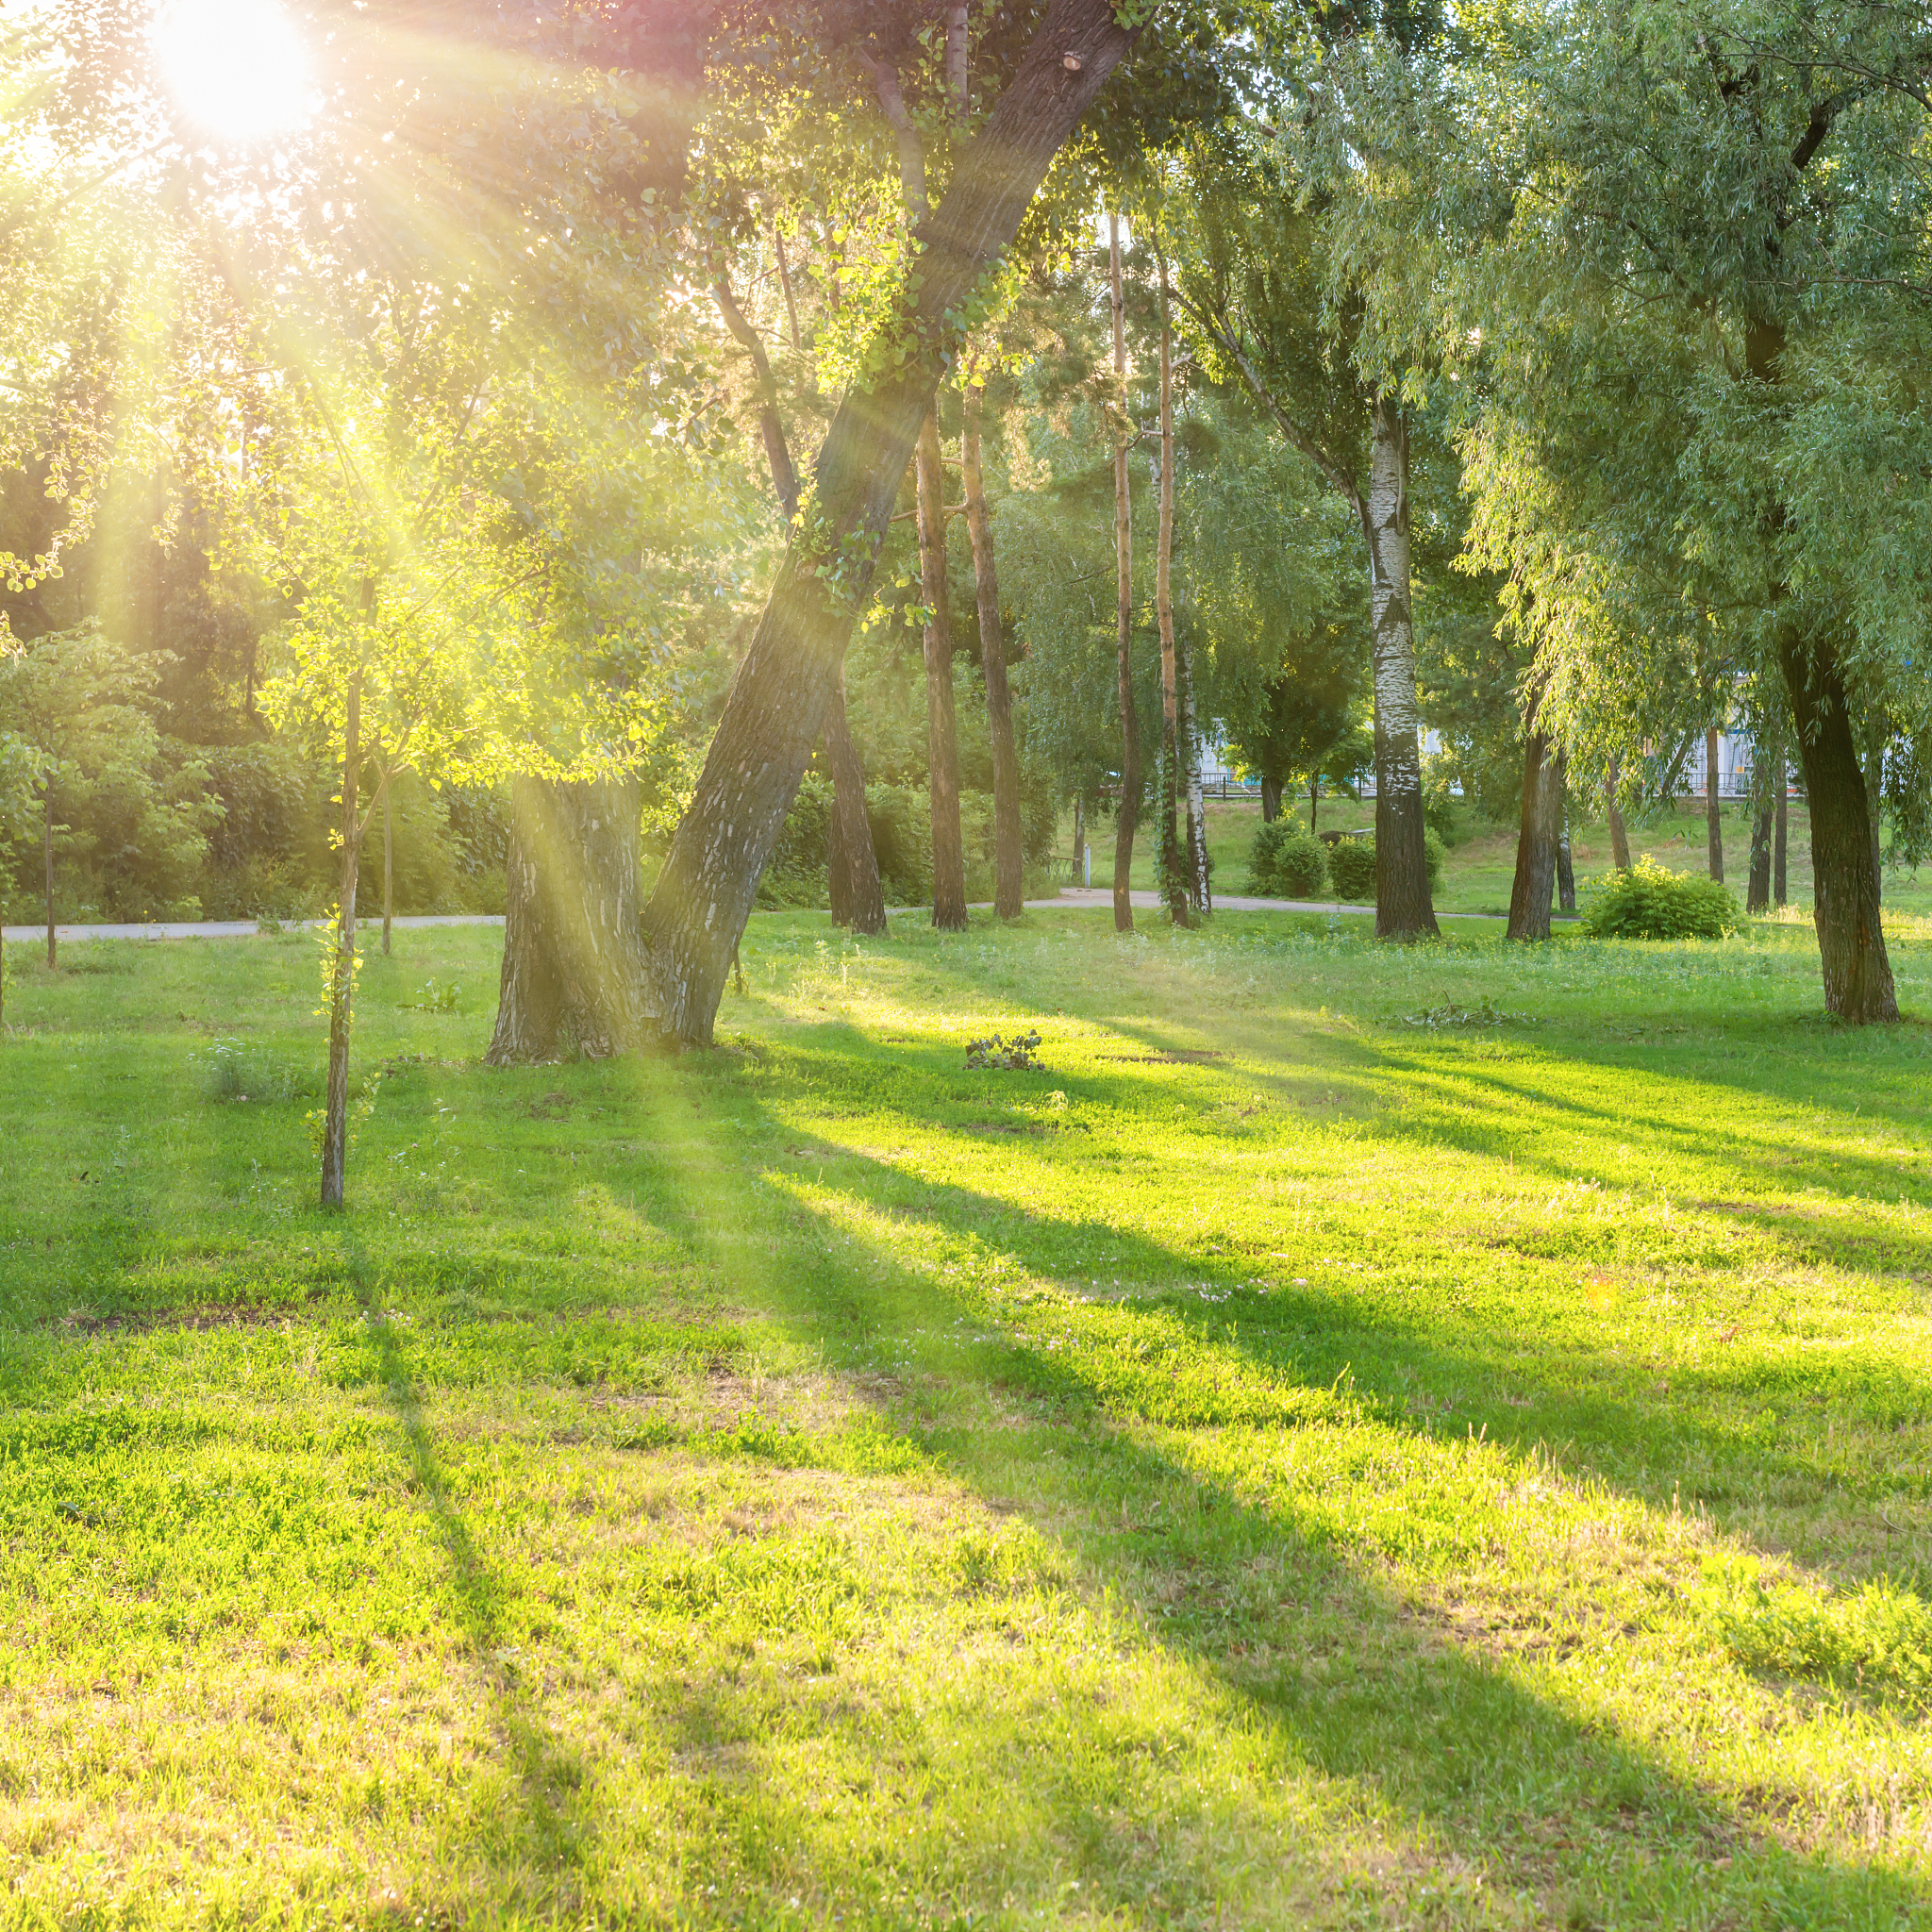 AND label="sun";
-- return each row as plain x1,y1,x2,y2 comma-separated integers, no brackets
151,0,310,143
